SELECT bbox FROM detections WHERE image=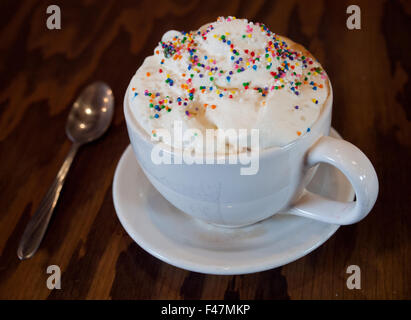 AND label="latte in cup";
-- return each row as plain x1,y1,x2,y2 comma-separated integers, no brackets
127,16,330,155
124,17,378,227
